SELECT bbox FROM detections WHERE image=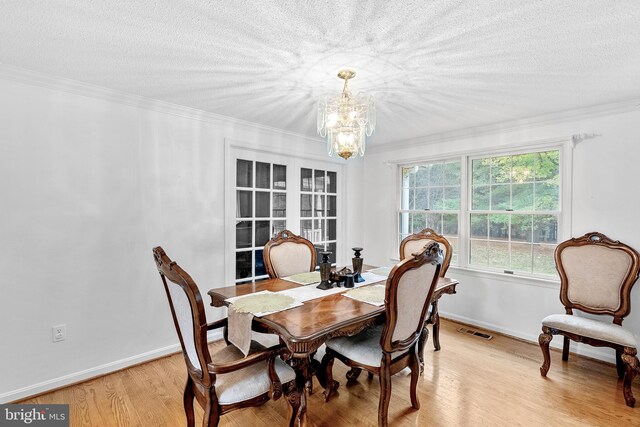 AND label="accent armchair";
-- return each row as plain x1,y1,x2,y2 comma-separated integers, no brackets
538,232,640,407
